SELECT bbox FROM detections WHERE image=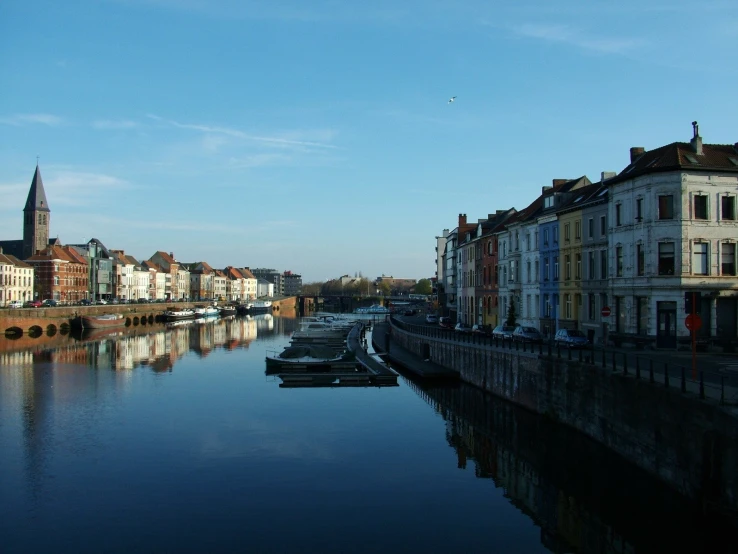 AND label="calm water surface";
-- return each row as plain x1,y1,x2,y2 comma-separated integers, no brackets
0,314,734,553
